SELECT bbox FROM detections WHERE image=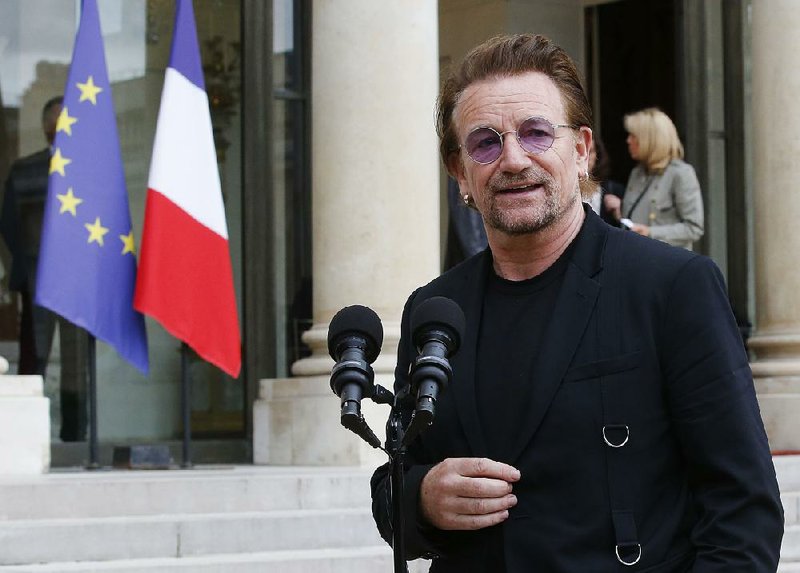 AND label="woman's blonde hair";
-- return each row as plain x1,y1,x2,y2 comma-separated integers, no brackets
623,107,683,173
